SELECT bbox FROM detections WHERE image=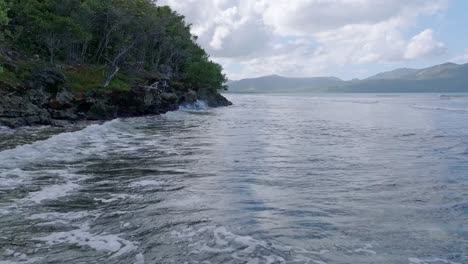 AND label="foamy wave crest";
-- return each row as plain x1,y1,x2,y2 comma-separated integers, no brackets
179,100,209,111
411,105,468,113
0,126,14,134
0,120,123,169
171,225,323,264
0,120,132,191
409,257,462,264
37,222,139,258
23,181,80,204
